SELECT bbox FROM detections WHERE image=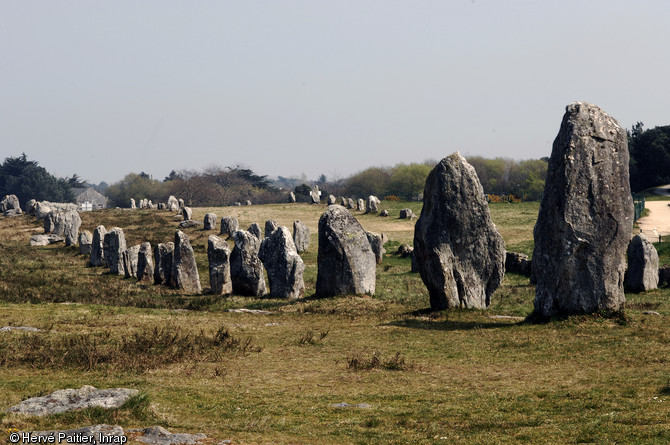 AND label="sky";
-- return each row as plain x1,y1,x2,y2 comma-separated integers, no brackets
1,1,669,185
